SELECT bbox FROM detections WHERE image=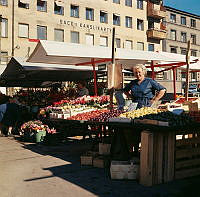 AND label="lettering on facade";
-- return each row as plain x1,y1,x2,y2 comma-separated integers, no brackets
59,19,112,33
